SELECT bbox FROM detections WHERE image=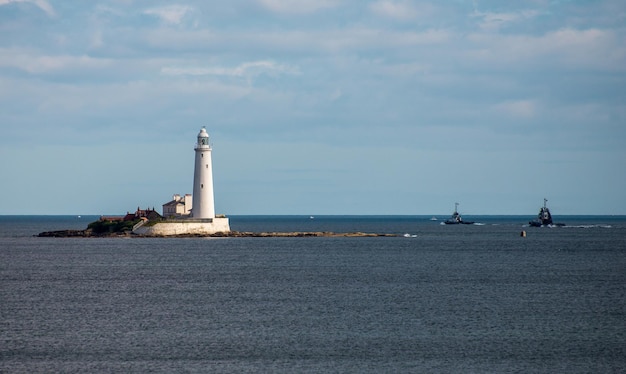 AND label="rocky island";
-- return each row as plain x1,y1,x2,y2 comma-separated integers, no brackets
37,229,395,238
37,218,395,238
